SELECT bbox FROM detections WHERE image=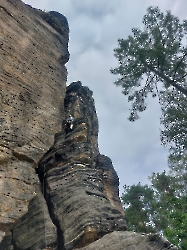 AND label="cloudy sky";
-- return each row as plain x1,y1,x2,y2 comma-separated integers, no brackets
23,0,186,195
